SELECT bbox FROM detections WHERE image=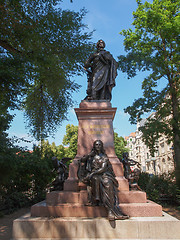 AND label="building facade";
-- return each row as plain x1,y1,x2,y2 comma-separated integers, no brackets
125,118,174,175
